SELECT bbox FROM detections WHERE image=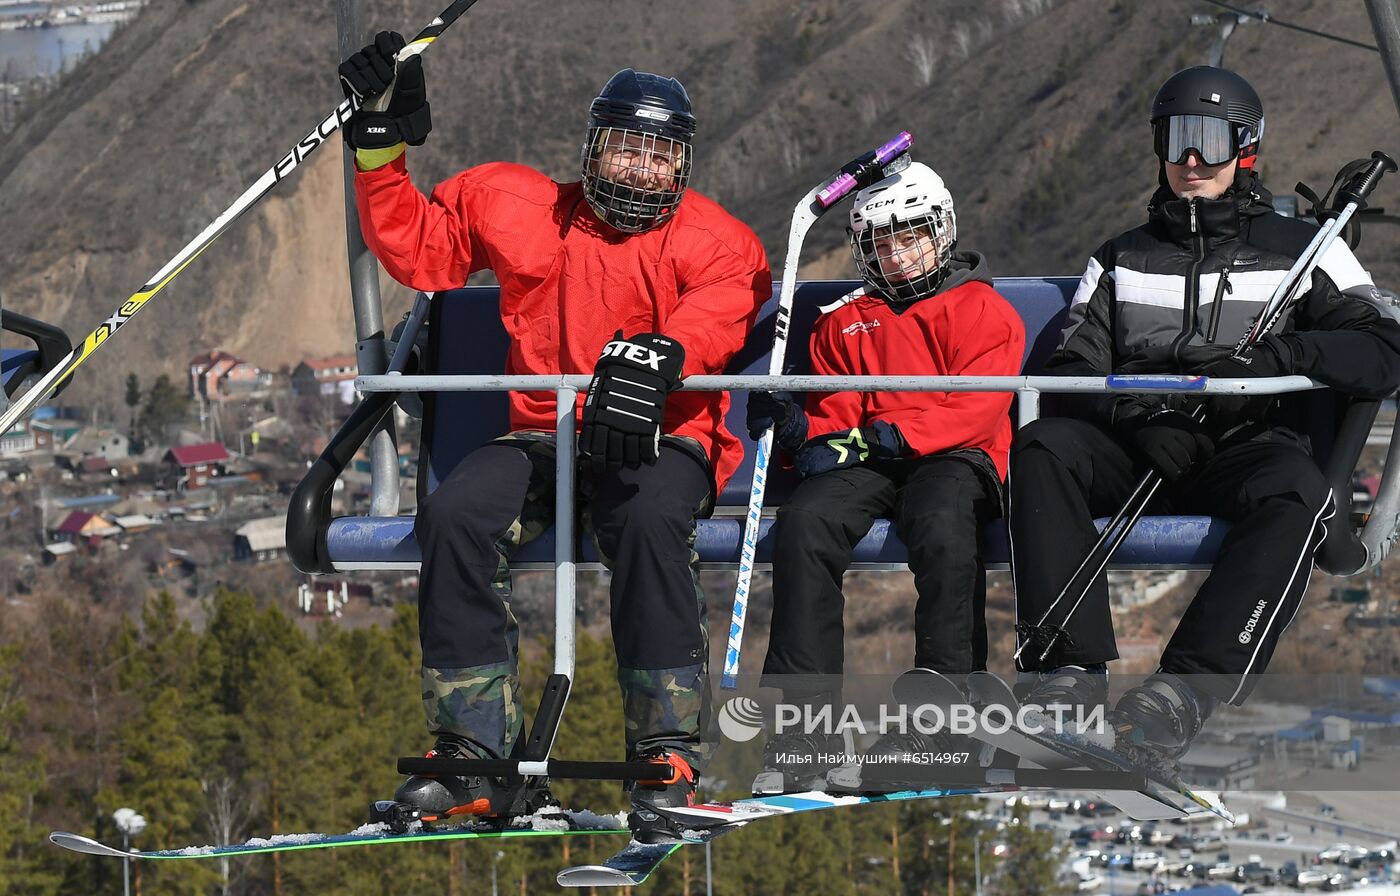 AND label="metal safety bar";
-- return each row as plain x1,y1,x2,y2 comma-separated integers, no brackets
352,372,1400,573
